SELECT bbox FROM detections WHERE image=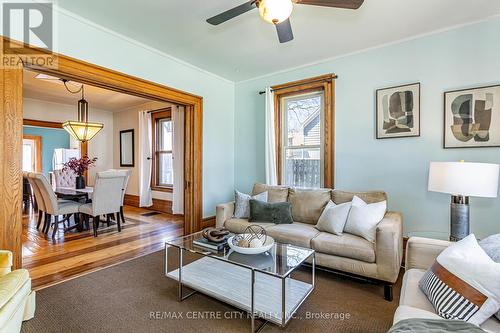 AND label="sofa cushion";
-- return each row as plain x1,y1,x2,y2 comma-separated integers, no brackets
224,218,276,234
311,232,376,263
418,234,500,325
266,222,320,248
332,190,387,205
249,200,293,224
344,196,387,242
288,188,331,224
234,190,268,219
252,183,289,203
0,269,29,309
400,269,436,312
315,200,352,235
